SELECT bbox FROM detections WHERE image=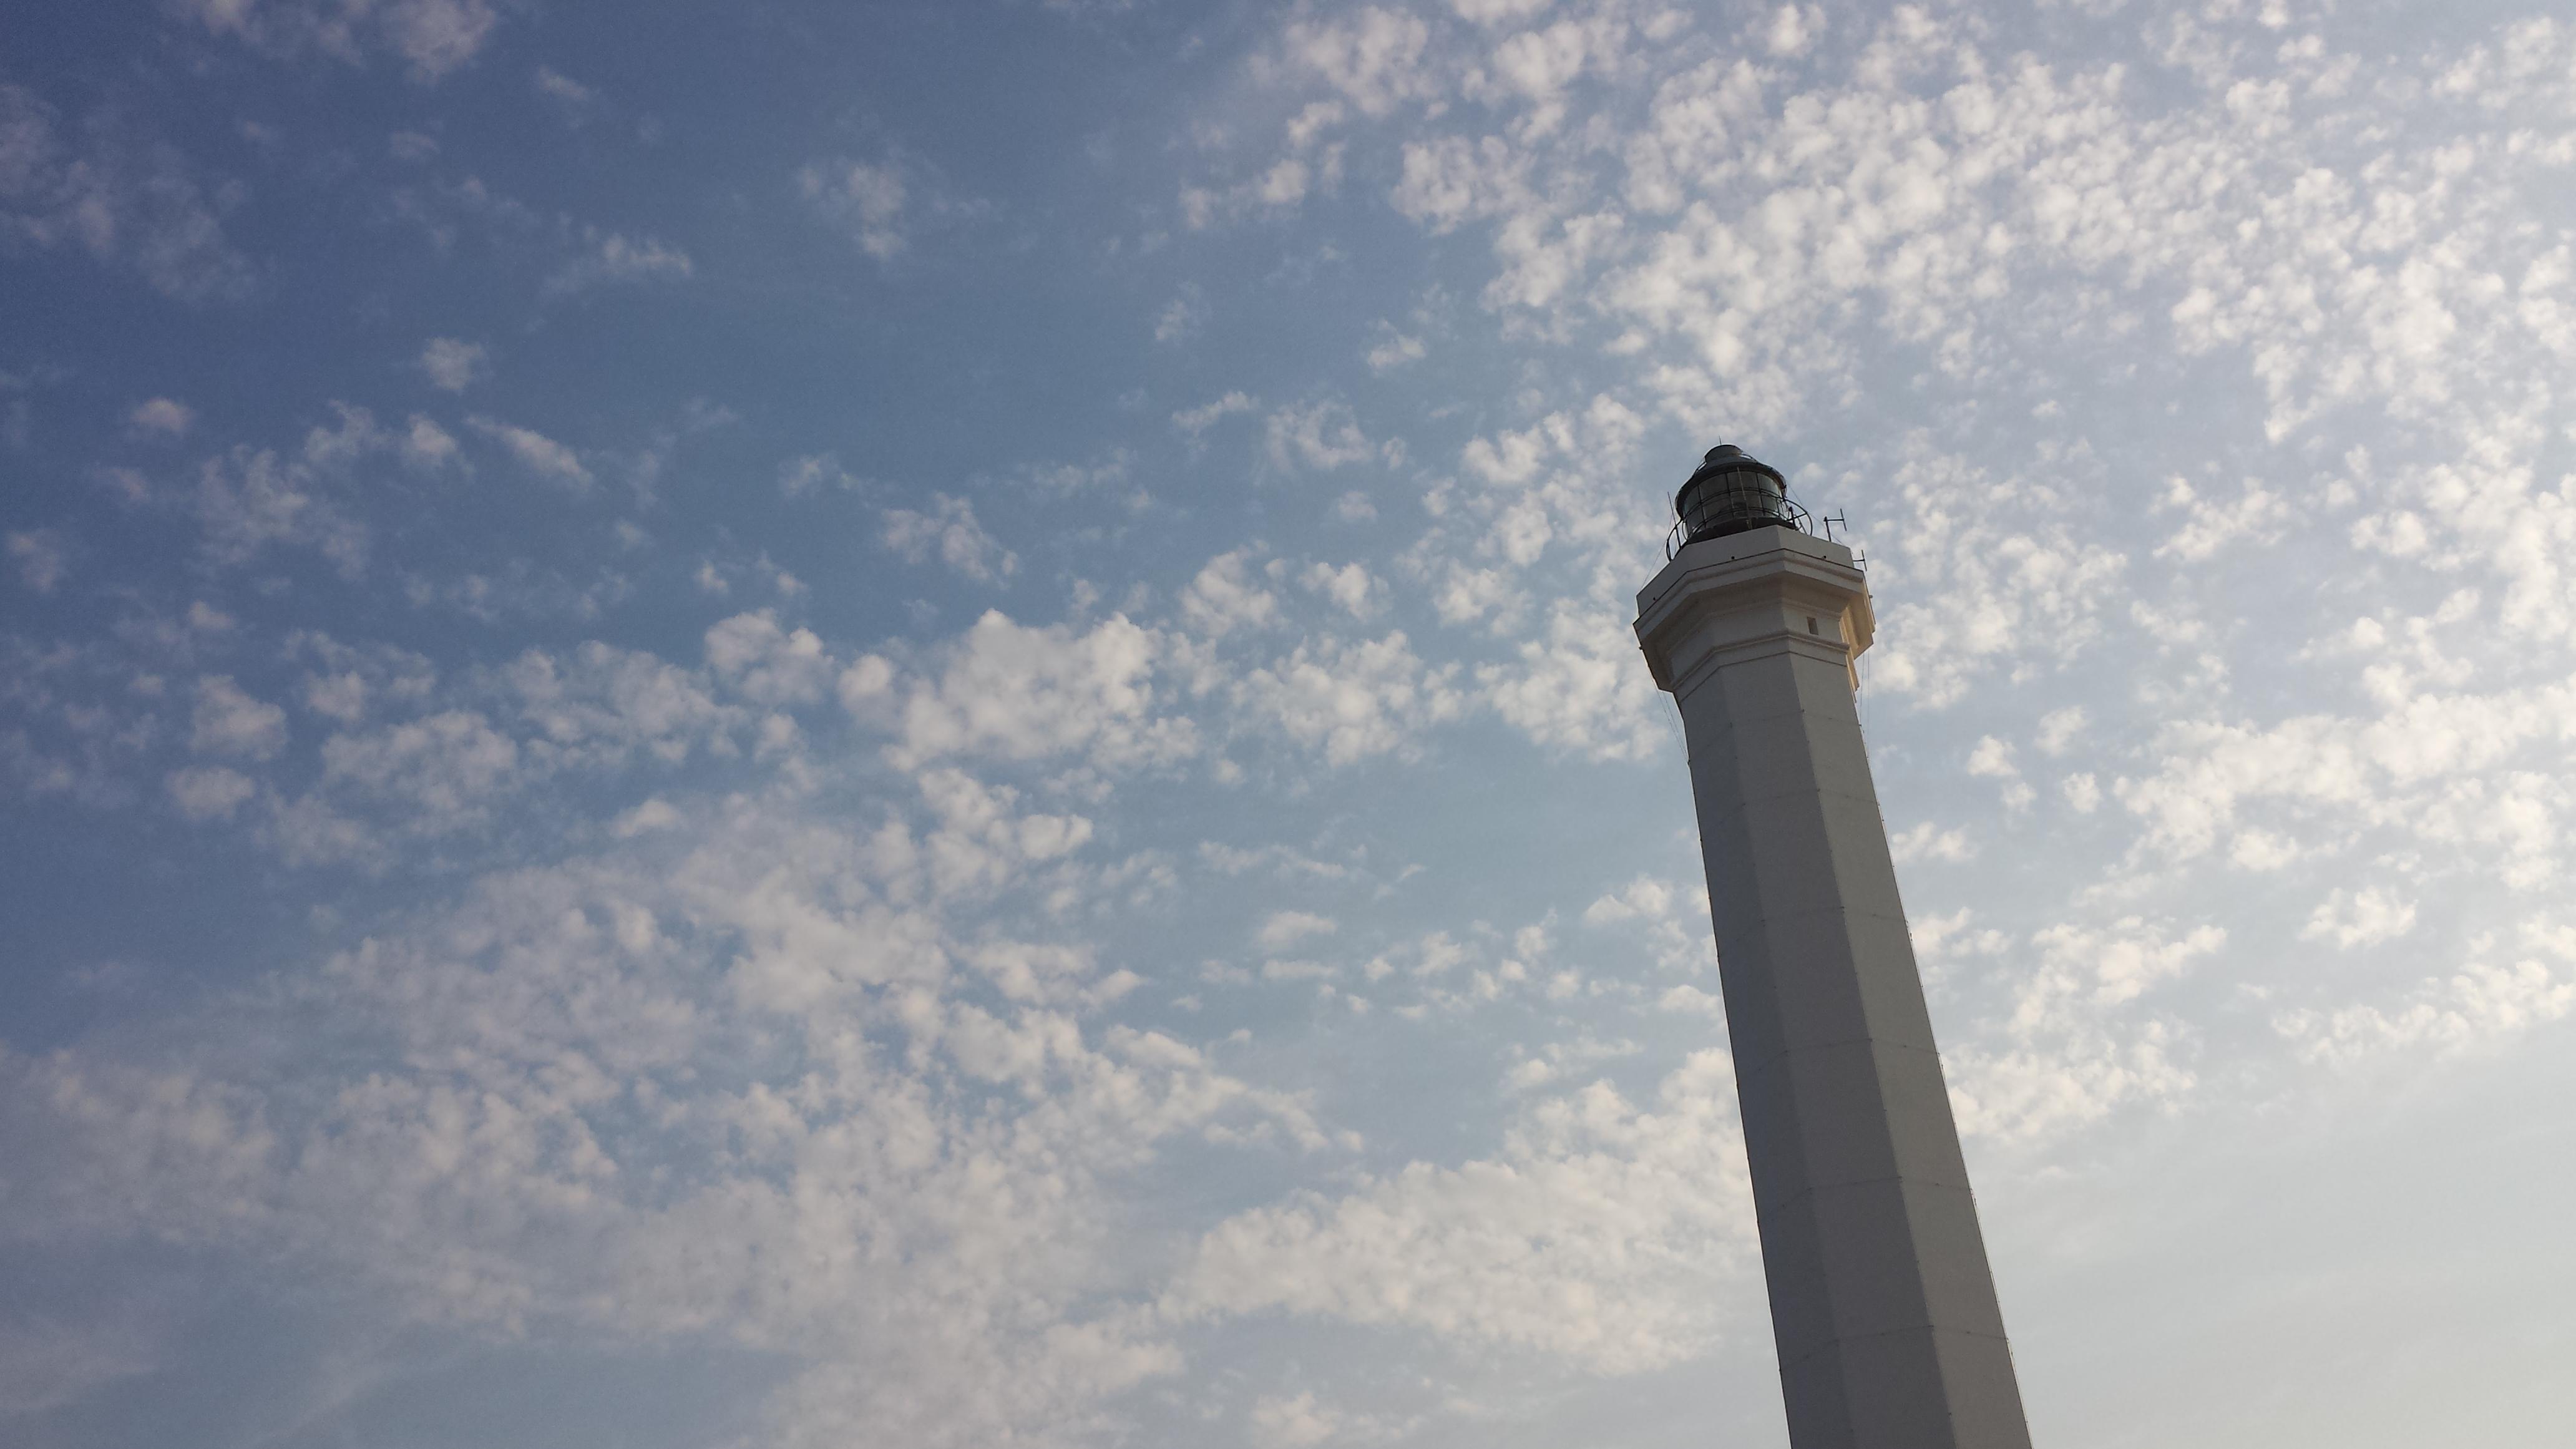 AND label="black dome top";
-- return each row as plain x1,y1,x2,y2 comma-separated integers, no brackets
1672,443,1798,547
